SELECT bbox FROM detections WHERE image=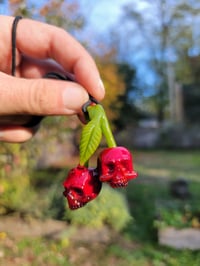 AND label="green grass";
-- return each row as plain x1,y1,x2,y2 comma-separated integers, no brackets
134,150,200,181
121,150,200,265
1,237,70,266
125,150,200,239
0,150,200,266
